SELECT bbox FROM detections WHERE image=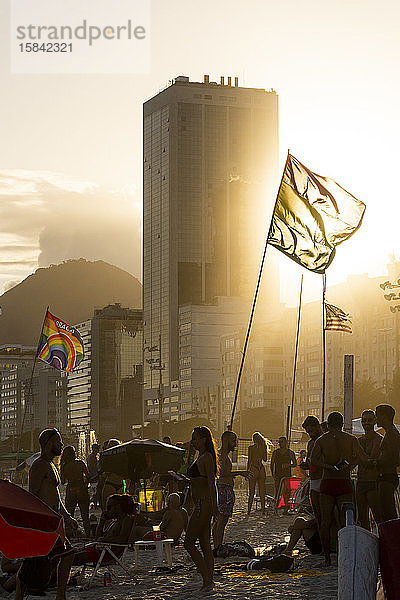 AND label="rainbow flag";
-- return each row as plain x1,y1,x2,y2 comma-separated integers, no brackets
36,309,84,372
